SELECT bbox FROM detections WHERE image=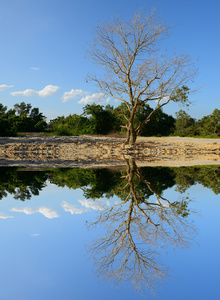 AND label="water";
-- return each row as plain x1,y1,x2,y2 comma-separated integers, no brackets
0,164,220,299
